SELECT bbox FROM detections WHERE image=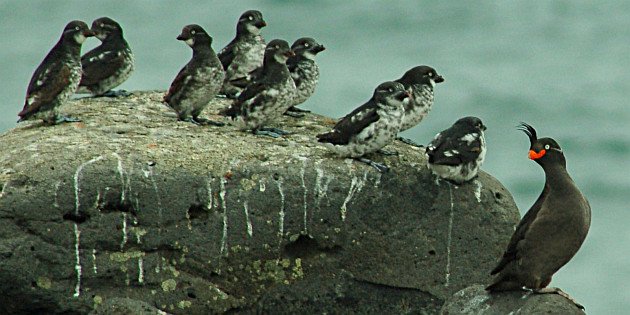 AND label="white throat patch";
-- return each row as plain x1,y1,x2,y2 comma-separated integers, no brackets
74,33,87,44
